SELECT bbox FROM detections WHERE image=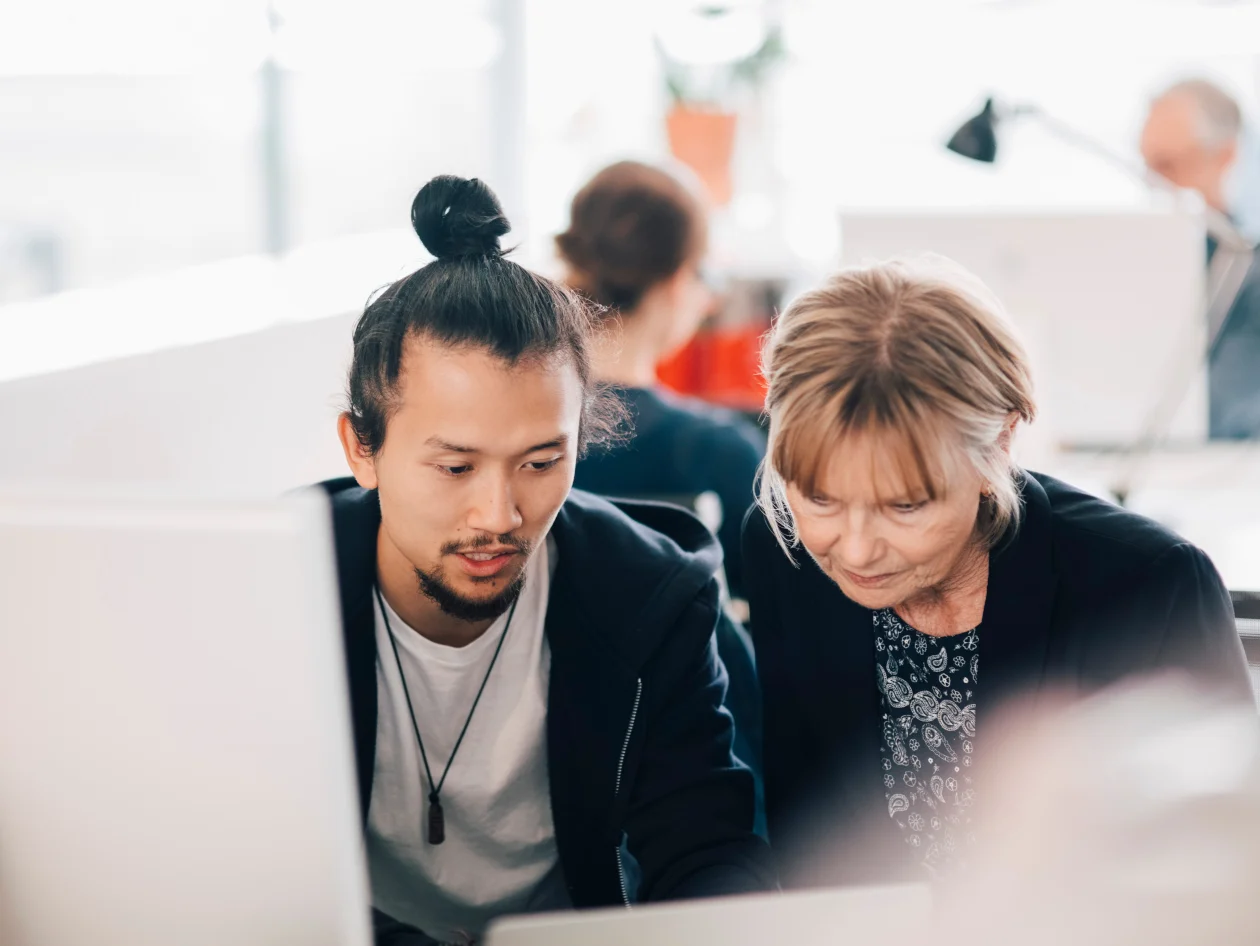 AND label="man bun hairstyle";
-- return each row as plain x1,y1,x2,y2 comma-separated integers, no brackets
346,174,625,457
411,175,510,261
